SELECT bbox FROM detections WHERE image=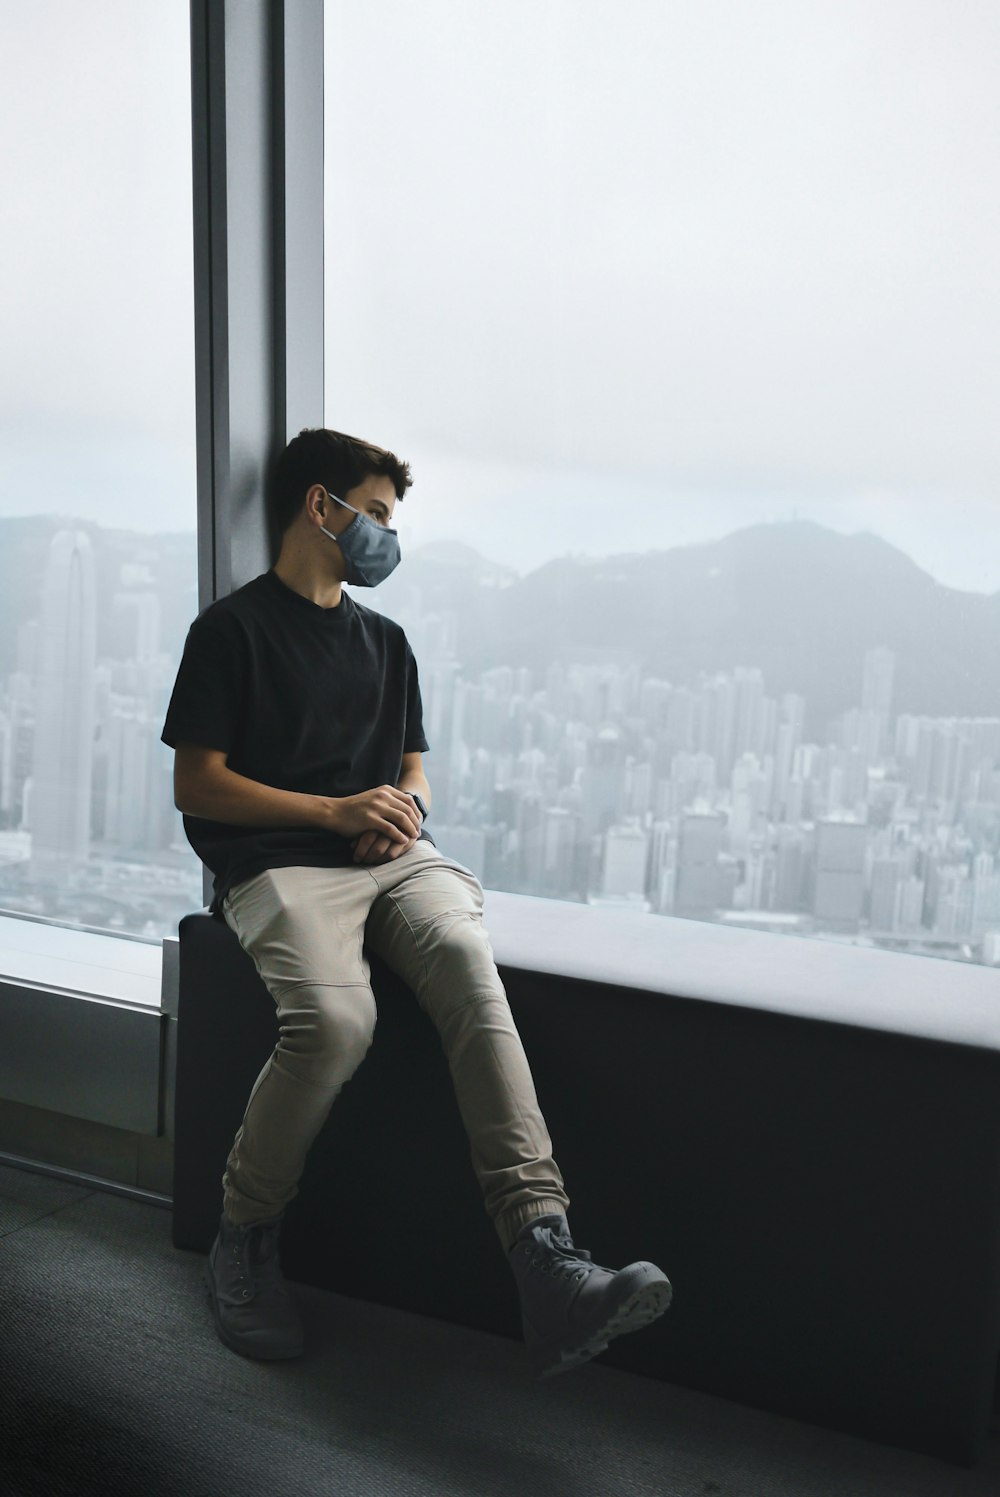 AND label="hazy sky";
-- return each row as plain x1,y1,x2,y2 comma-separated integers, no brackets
324,0,1000,591
1,2,998,594
0,2,195,495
